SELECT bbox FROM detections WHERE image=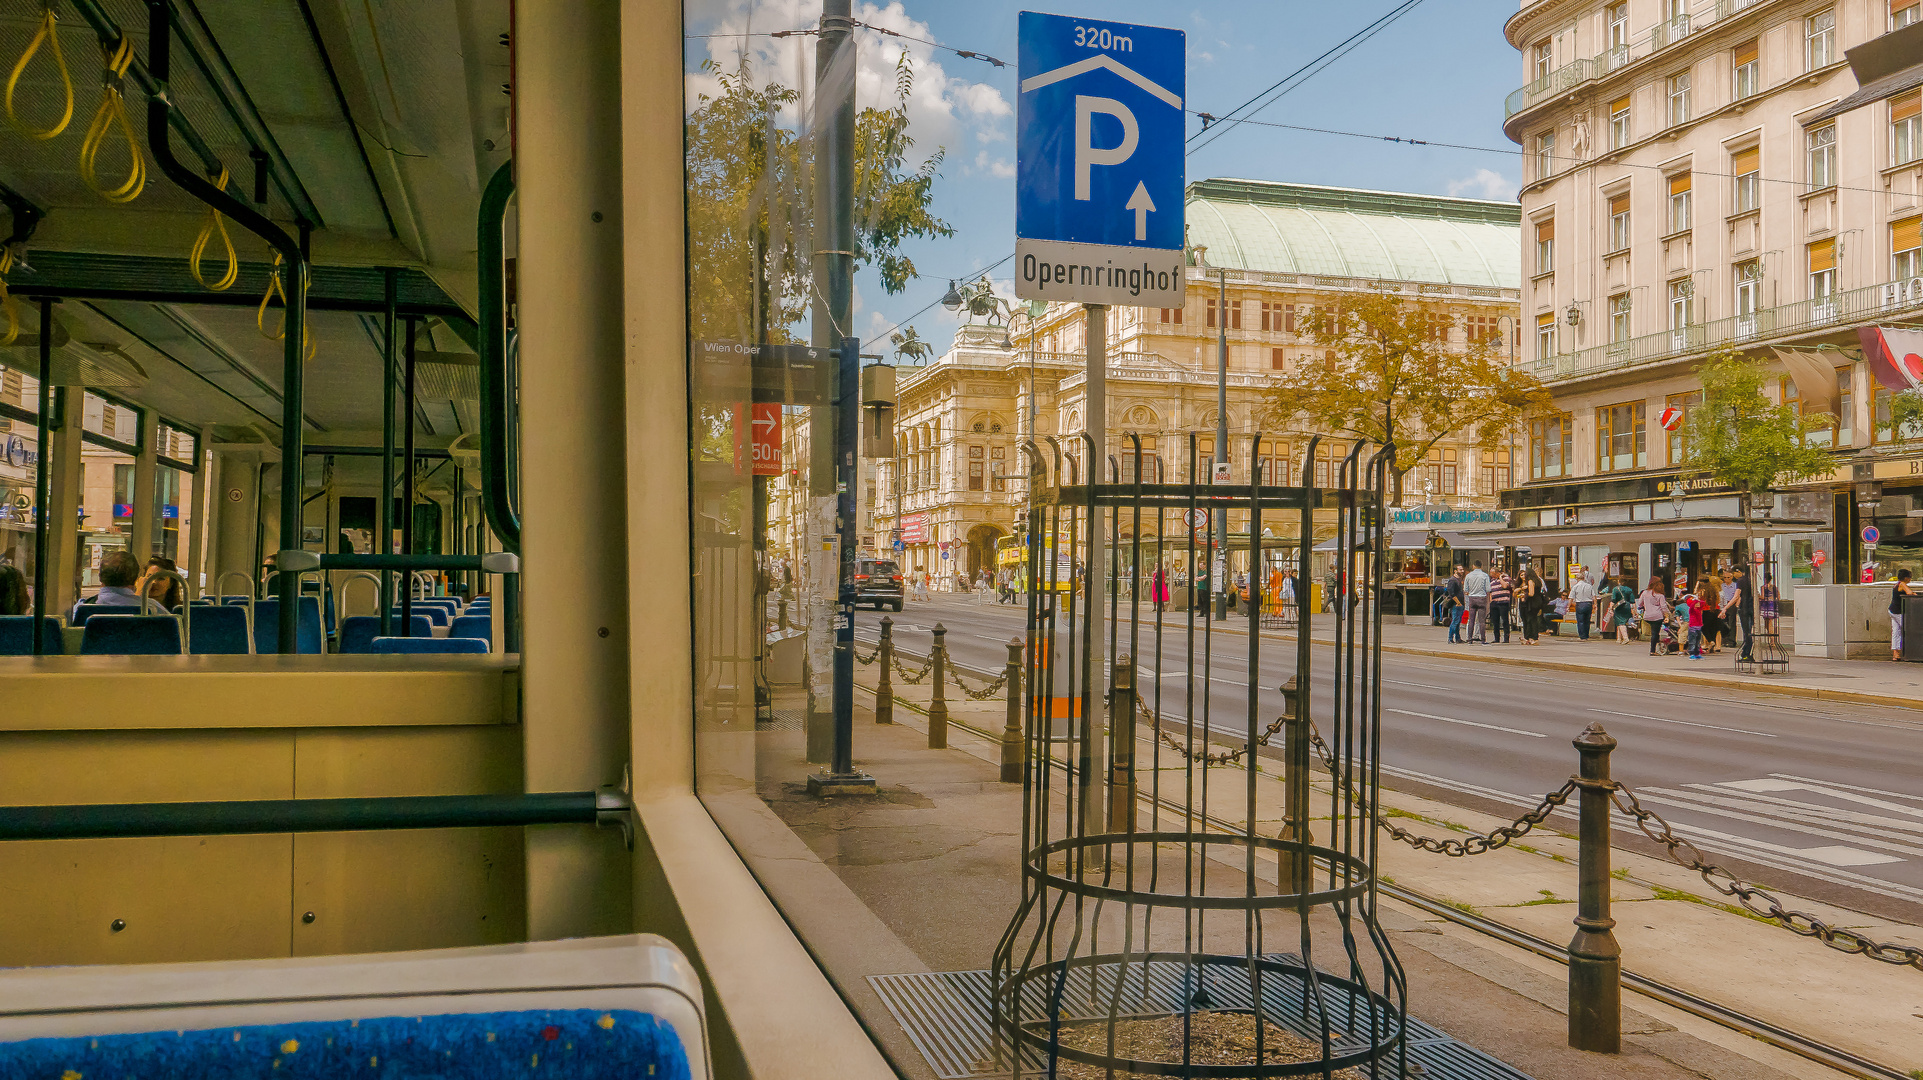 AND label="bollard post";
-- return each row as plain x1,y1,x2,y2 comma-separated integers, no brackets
778,592,789,633
928,623,949,749
1106,655,1136,835
1000,637,1024,782
875,616,895,725
1278,675,1310,892
1569,722,1622,1053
